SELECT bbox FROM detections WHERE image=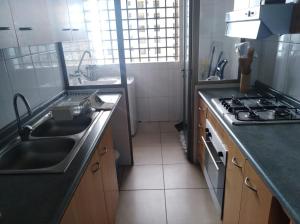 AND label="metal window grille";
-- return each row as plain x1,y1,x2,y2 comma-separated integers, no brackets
63,0,180,65
121,0,180,63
